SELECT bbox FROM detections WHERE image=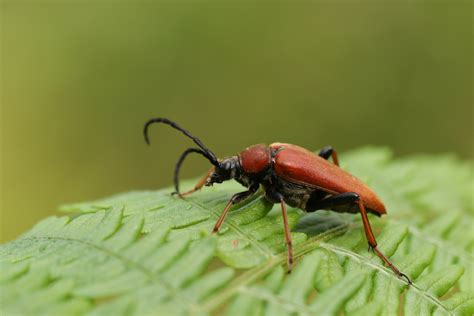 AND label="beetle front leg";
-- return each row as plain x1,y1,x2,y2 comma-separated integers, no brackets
174,167,215,197
212,185,258,233
171,146,216,197
318,146,339,166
